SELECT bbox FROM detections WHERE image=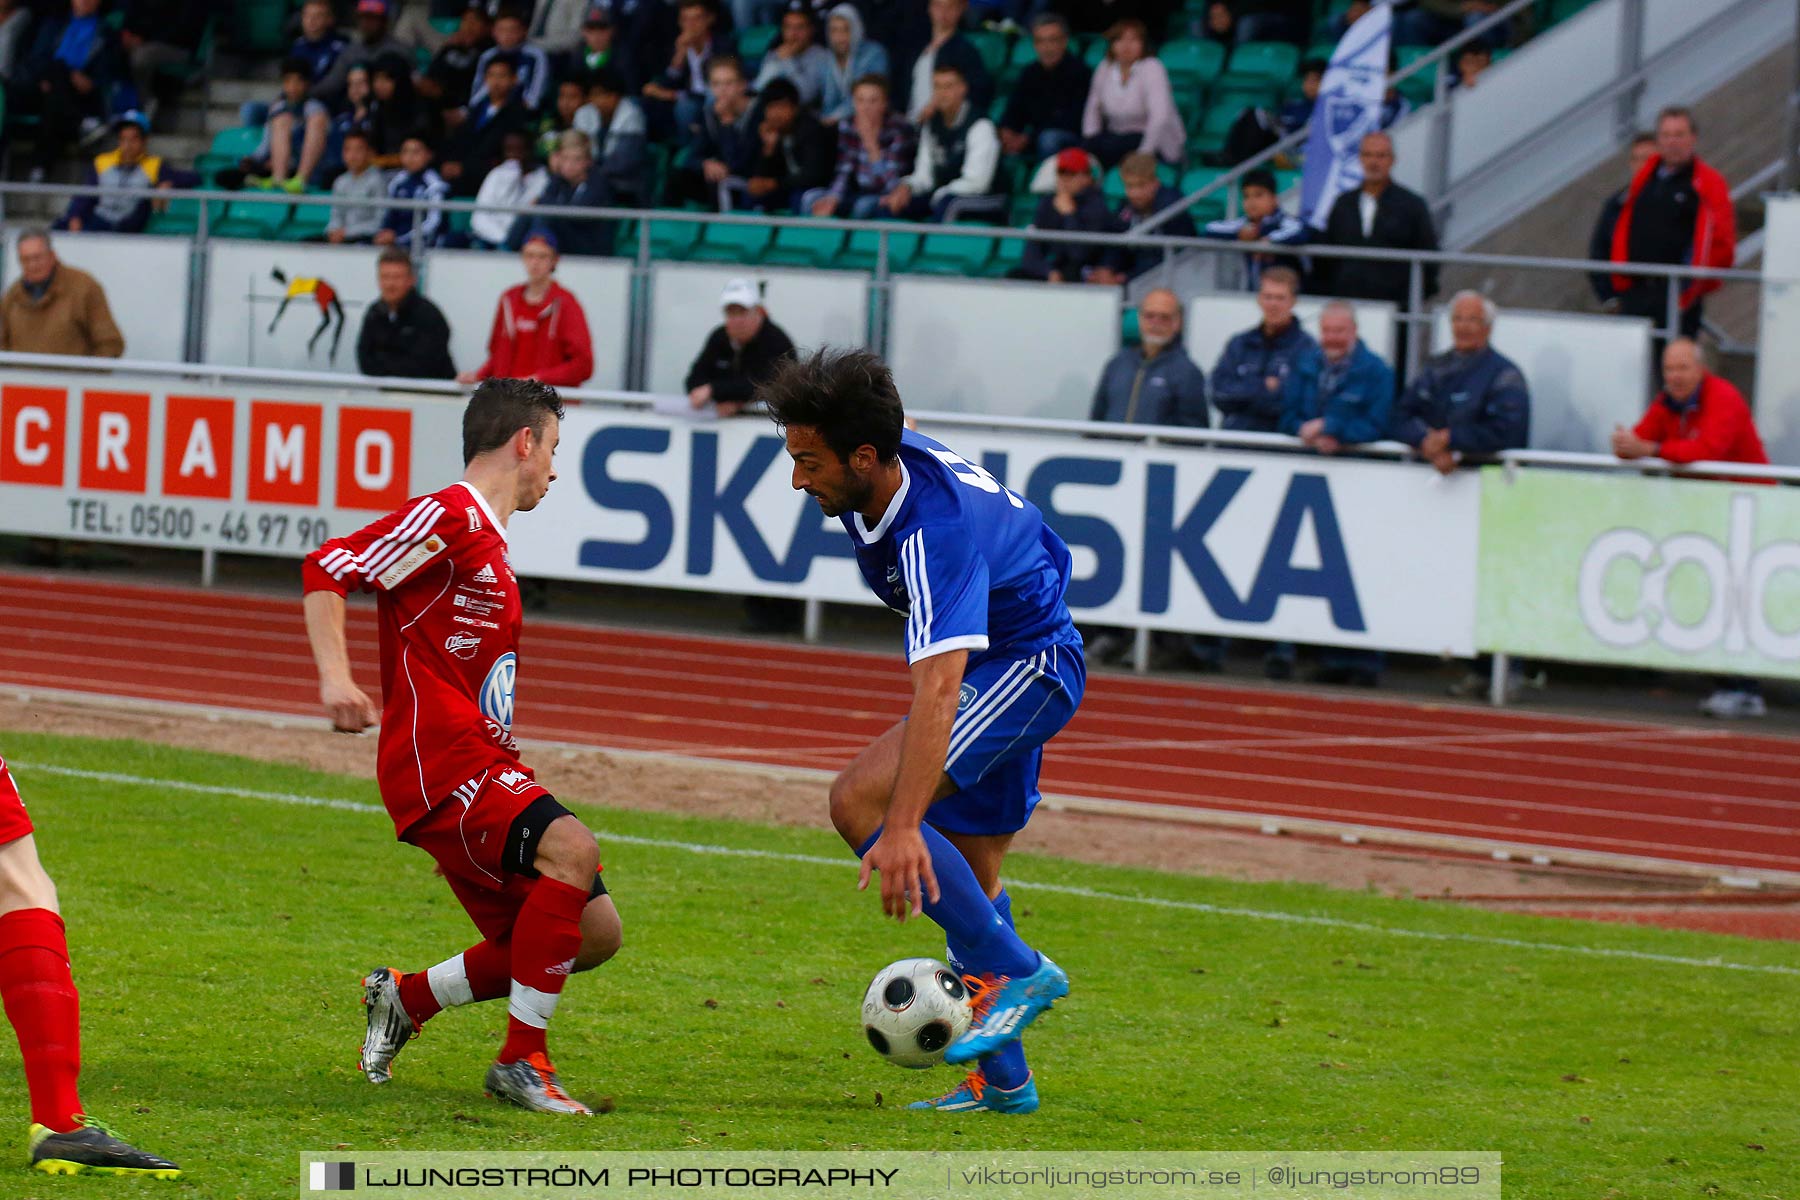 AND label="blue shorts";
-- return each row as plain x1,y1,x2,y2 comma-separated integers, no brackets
925,640,1086,837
